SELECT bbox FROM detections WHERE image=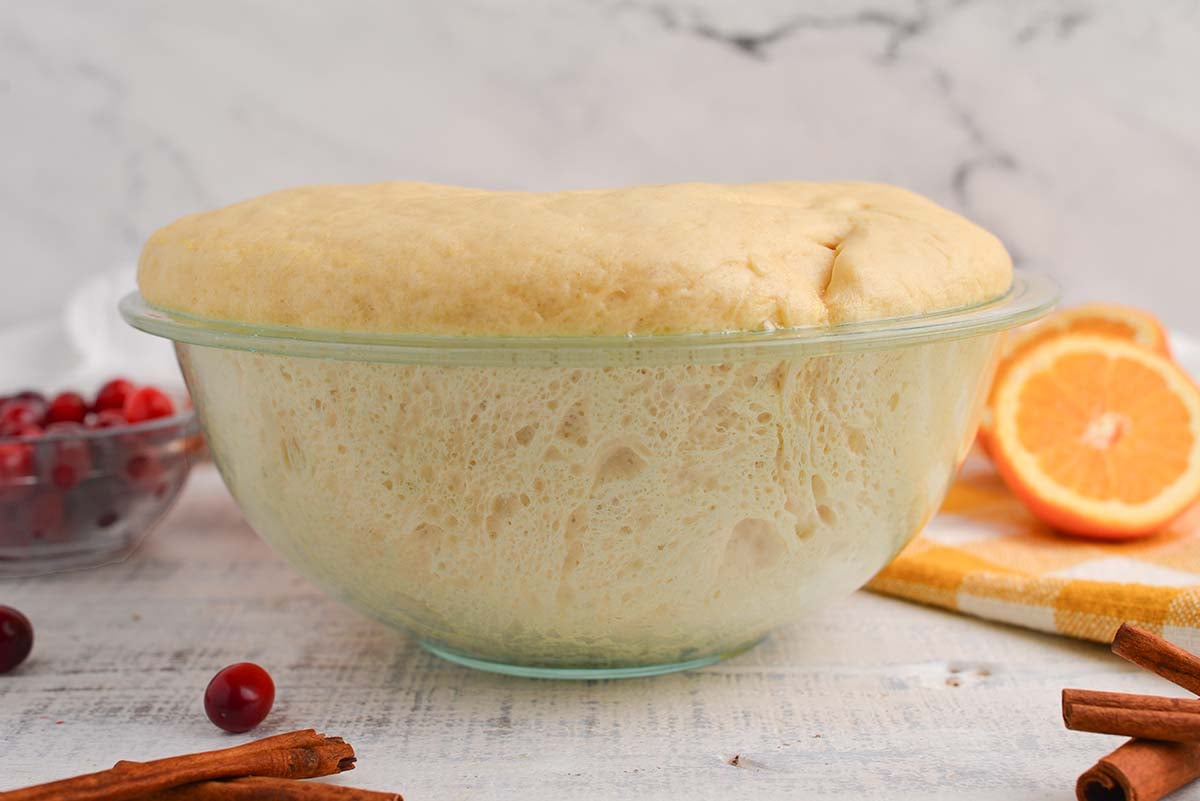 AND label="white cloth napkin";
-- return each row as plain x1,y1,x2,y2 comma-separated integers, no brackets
0,267,183,394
